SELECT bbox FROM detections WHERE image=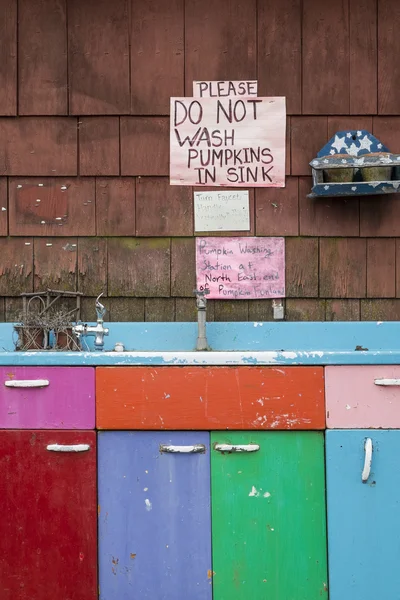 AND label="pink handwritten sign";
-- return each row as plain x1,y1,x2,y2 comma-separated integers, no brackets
170,96,286,187
196,237,285,299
